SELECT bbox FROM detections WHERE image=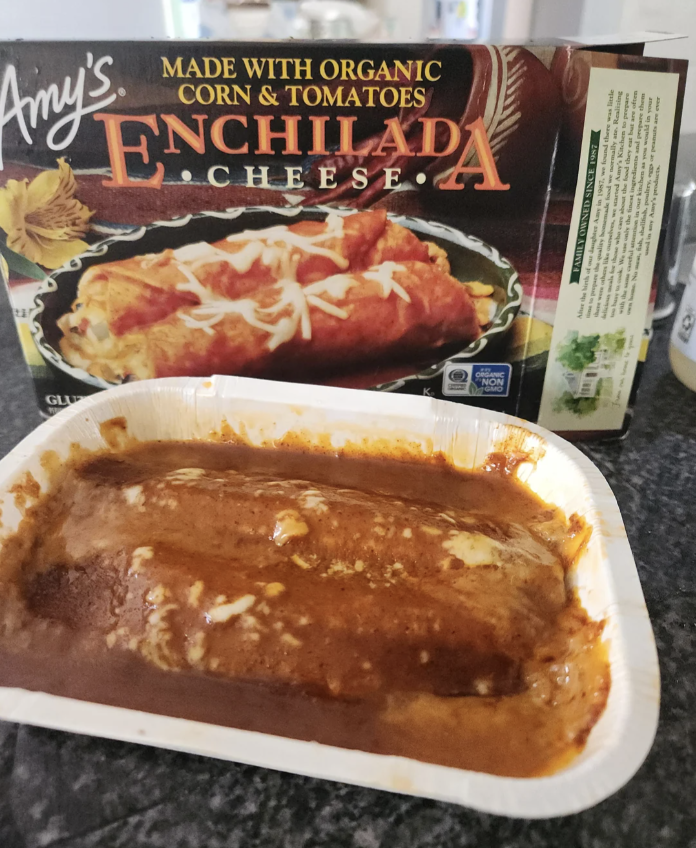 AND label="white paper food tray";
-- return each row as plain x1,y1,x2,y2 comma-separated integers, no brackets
0,377,659,818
